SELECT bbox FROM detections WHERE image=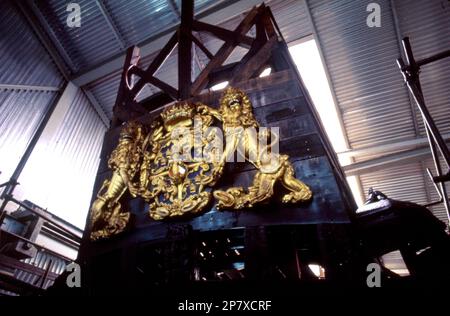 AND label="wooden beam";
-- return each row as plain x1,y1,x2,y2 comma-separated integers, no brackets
230,12,268,80
130,32,178,99
112,46,140,125
192,20,254,49
187,31,213,60
129,67,178,101
261,7,276,38
72,0,264,86
191,6,263,95
231,36,277,84
147,76,179,100
178,0,194,99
